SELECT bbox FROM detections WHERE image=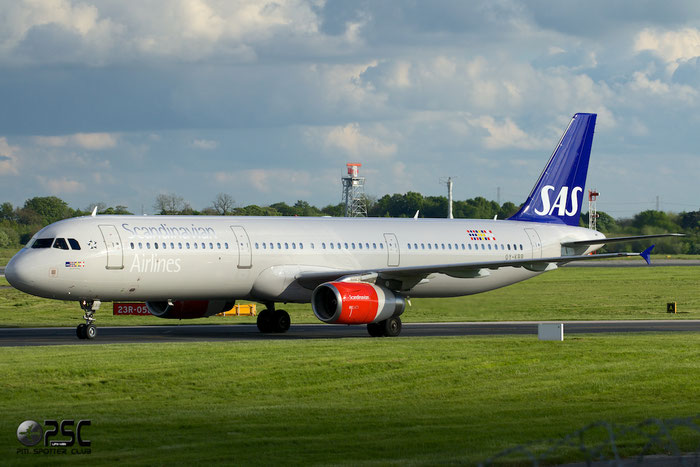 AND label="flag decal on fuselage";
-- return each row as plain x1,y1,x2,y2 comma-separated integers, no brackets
467,229,496,241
